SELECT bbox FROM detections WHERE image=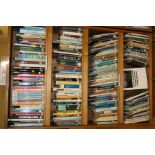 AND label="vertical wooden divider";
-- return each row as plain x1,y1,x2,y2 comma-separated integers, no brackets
81,28,89,125
5,27,12,128
149,33,153,121
117,32,124,123
44,26,53,127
